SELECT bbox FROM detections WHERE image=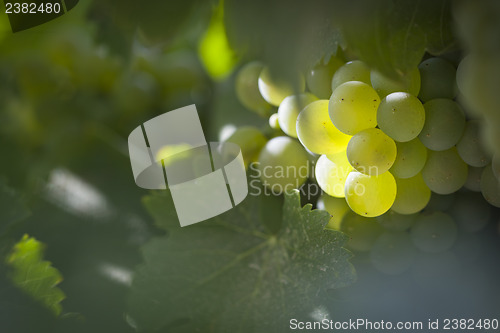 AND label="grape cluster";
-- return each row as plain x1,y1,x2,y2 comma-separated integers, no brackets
231,55,500,220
